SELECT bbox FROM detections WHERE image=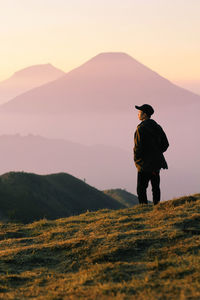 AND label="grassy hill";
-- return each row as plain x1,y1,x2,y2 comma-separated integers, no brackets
103,188,138,207
0,172,125,223
0,194,200,299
